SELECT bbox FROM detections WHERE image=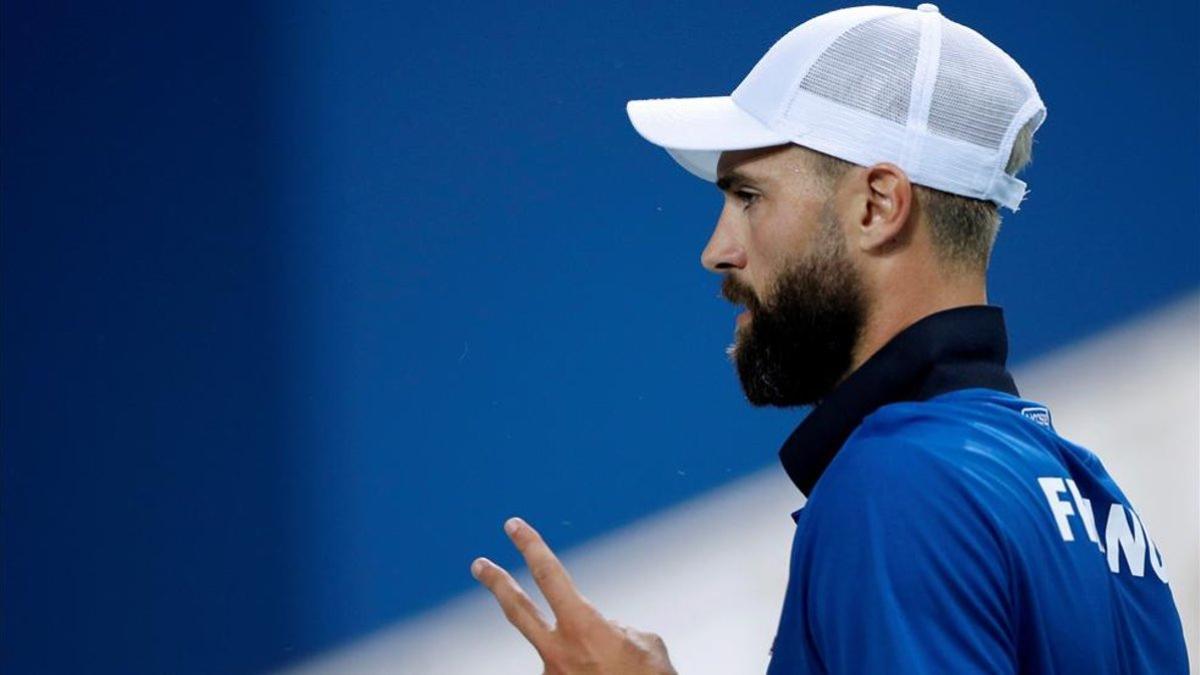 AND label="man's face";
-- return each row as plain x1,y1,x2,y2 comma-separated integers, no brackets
703,145,867,407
